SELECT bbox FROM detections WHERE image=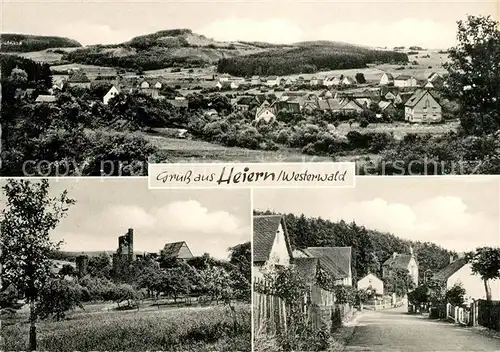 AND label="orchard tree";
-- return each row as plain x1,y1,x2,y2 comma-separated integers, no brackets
36,278,84,321
443,15,500,135
466,246,500,301
0,179,75,351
